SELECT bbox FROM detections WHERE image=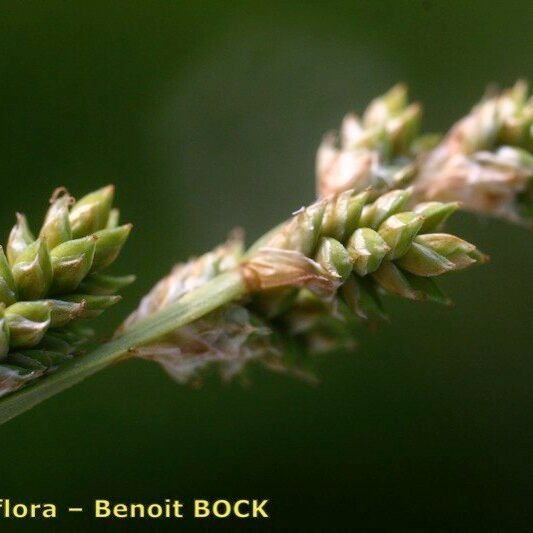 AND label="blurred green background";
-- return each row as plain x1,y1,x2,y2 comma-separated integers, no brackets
0,0,532,530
